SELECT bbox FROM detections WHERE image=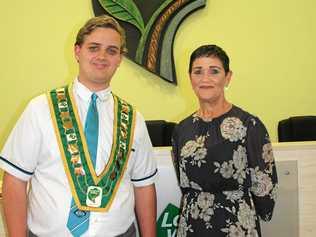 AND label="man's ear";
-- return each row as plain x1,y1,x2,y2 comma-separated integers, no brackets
74,45,81,62
117,53,123,66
